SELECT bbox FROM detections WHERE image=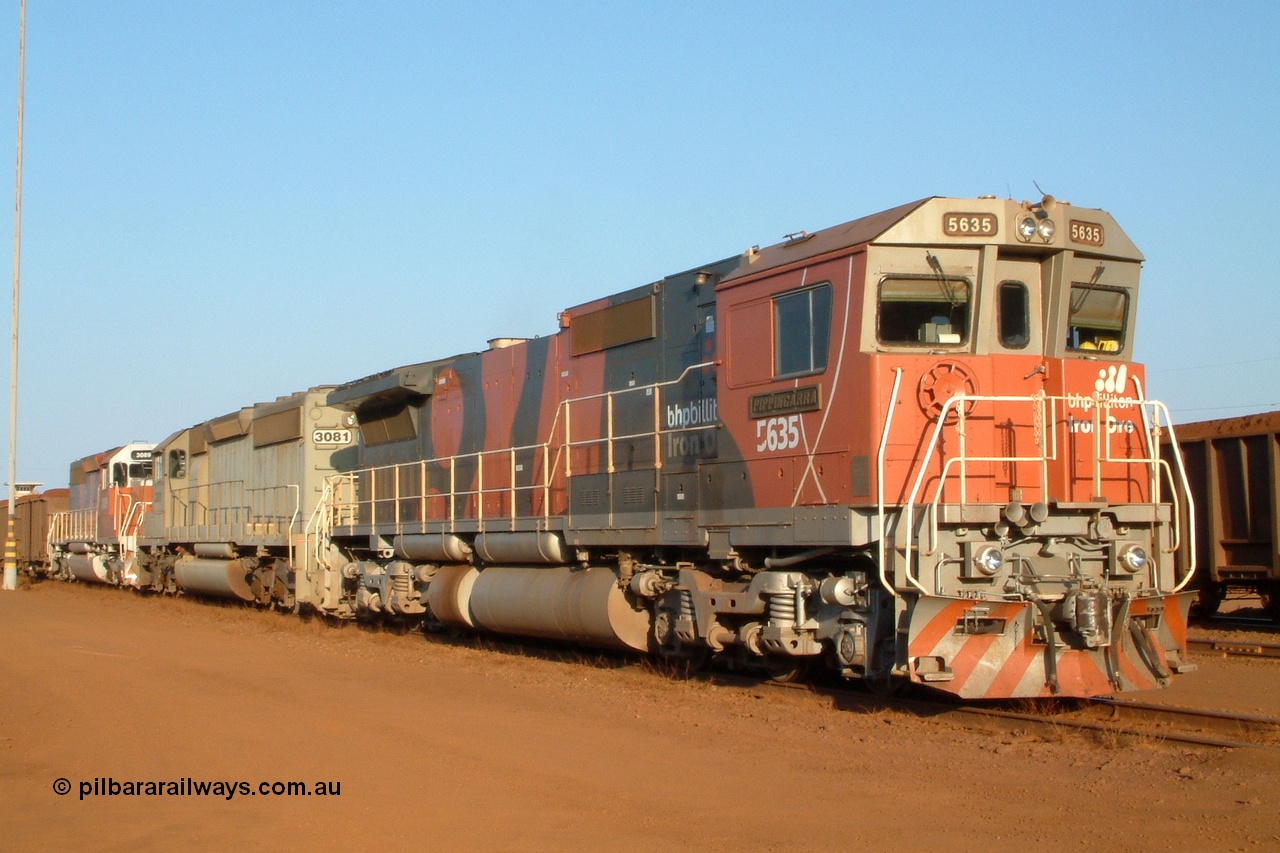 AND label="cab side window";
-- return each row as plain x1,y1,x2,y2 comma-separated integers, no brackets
168,449,187,479
774,283,832,377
